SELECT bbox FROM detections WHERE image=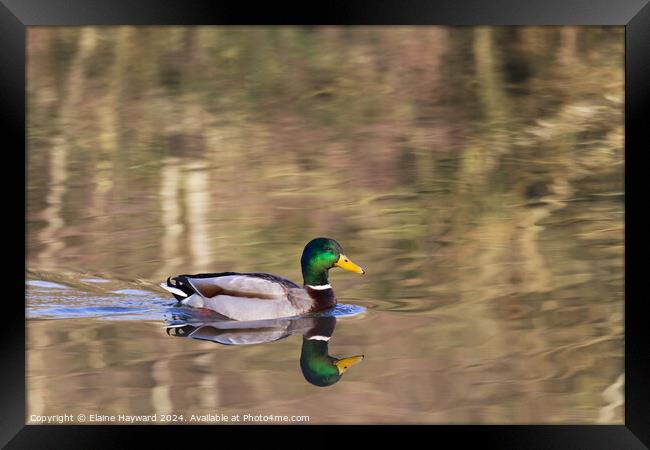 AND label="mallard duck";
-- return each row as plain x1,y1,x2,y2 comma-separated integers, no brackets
160,237,365,321
166,315,364,387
